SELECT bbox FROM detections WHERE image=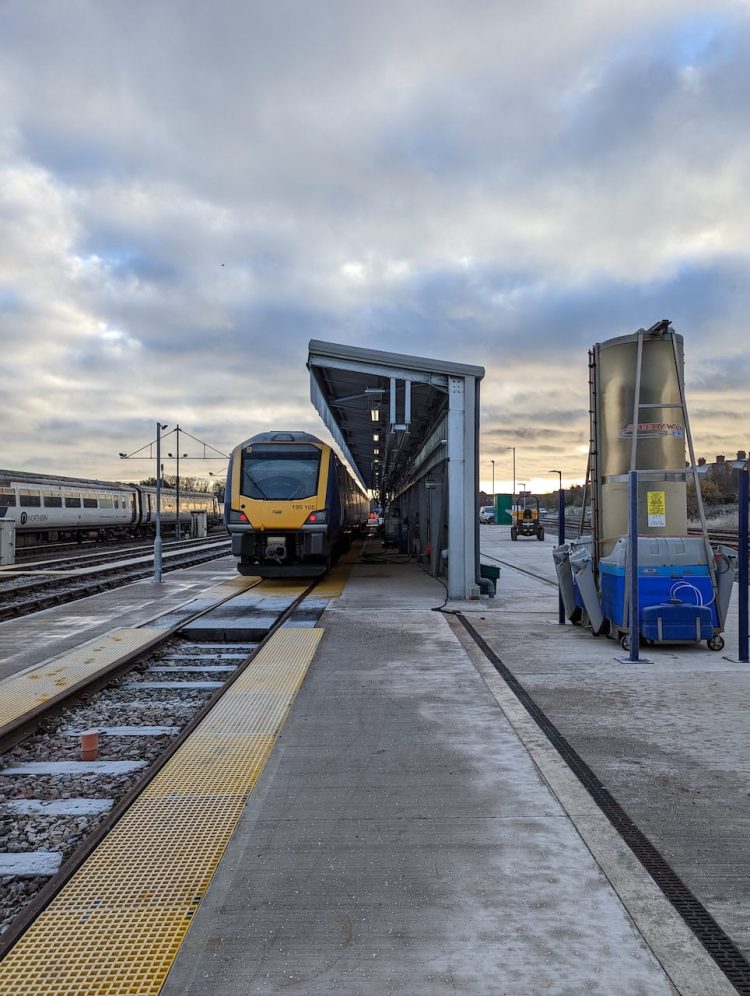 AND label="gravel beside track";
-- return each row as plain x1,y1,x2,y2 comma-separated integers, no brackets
0,539,231,621
0,636,255,934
